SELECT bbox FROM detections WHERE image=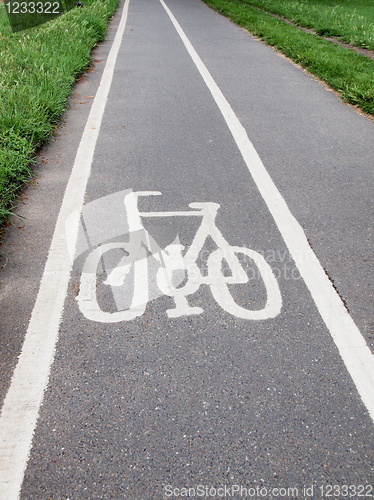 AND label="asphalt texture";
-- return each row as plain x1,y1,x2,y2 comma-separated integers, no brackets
0,0,374,498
